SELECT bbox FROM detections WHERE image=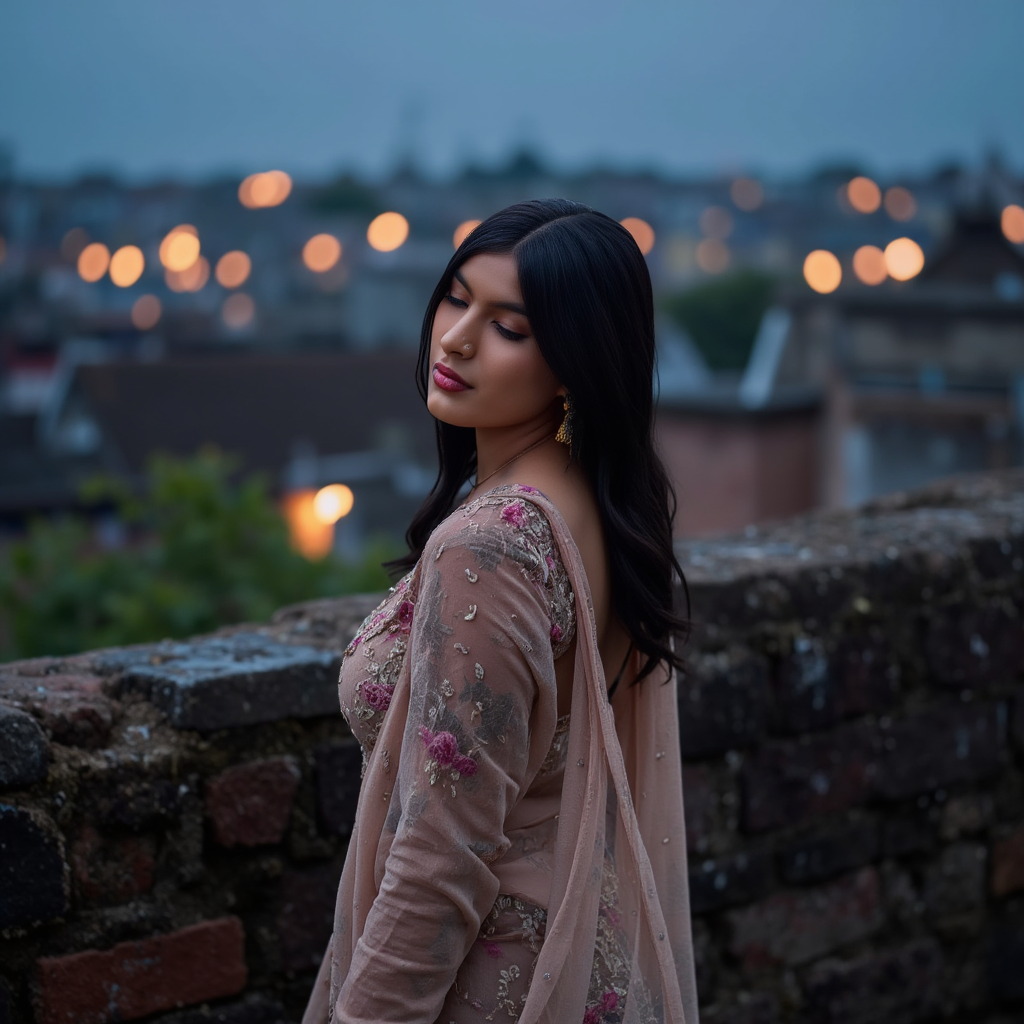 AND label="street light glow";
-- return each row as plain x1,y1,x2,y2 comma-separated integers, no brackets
303,234,342,272
109,245,145,288
884,238,925,281
78,242,111,282
803,250,842,293
620,217,655,255
367,212,409,252
313,484,354,524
